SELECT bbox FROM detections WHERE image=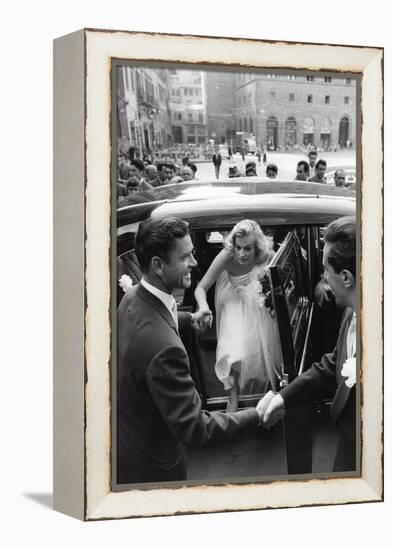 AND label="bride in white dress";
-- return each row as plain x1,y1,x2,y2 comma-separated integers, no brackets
195,220,283,412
